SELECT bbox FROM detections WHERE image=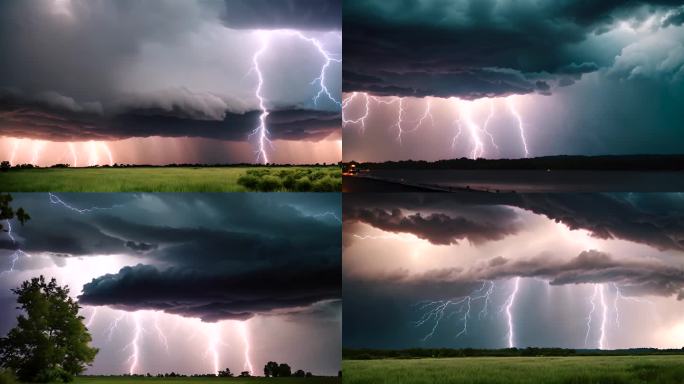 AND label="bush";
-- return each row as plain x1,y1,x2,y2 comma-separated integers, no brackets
312,176,339,192
294,177,313,192
237,175,260,190
258,175,282,191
